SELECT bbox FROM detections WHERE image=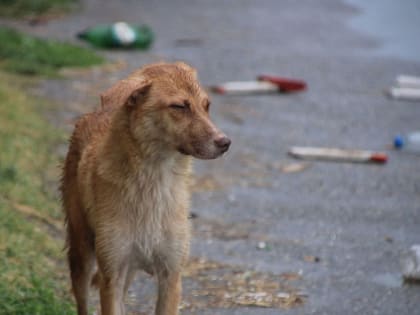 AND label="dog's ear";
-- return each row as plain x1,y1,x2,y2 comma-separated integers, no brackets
100,78,152,108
